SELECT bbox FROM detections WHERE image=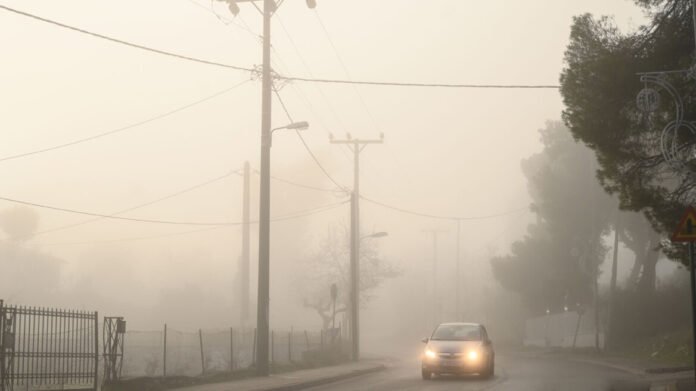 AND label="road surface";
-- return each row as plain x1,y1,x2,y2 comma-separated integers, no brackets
304,351,661,391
